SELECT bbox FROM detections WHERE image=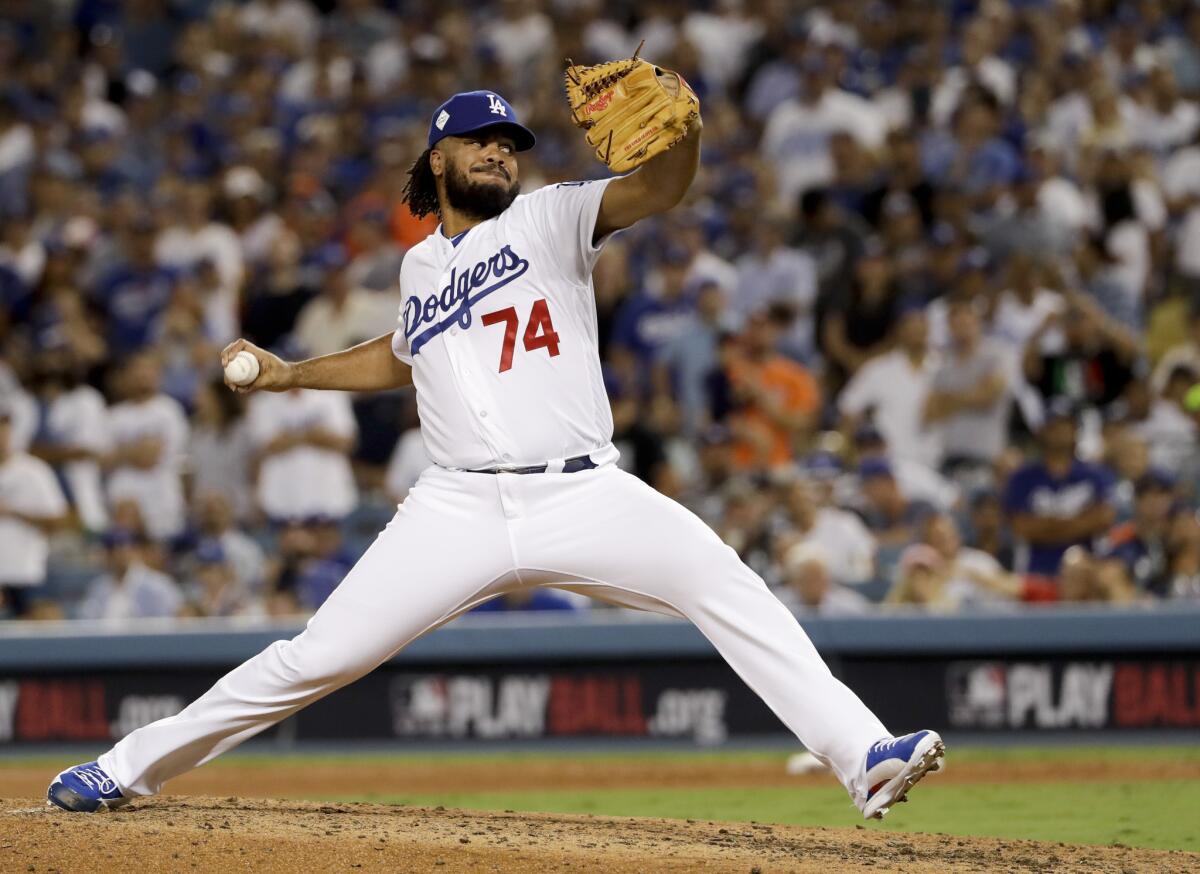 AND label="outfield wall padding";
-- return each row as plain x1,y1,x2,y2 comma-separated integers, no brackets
1,606,1198,745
